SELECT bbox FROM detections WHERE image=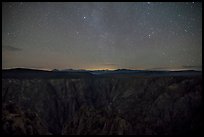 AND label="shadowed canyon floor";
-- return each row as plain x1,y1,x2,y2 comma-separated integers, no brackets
2,69,203,135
